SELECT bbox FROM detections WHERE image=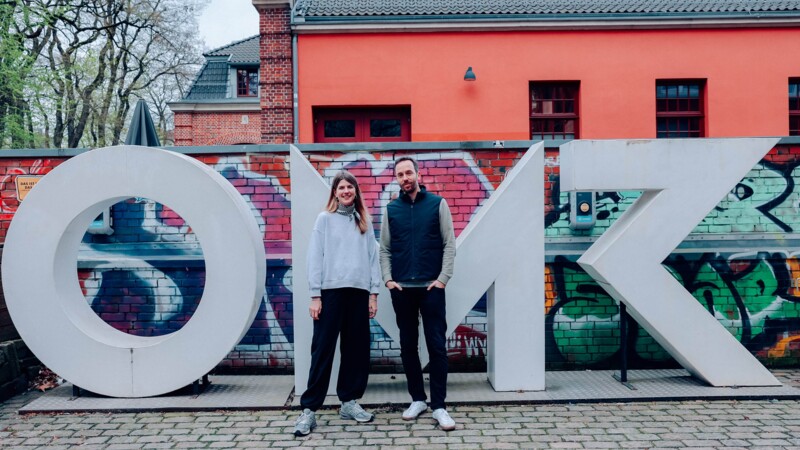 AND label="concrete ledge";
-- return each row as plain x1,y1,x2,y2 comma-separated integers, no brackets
19,376,295,413
17,369,800,414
